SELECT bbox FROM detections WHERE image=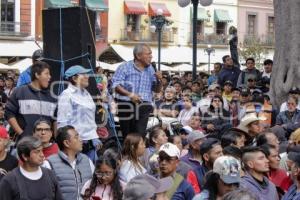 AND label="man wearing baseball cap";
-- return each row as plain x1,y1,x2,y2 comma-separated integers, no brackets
0,126,18,180
17,49,43,87
181,130,207,169
158,143,195,200
123,174,173,200
193,156,241,200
